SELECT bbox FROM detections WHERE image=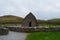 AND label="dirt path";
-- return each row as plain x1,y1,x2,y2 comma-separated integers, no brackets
0,31,27,40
